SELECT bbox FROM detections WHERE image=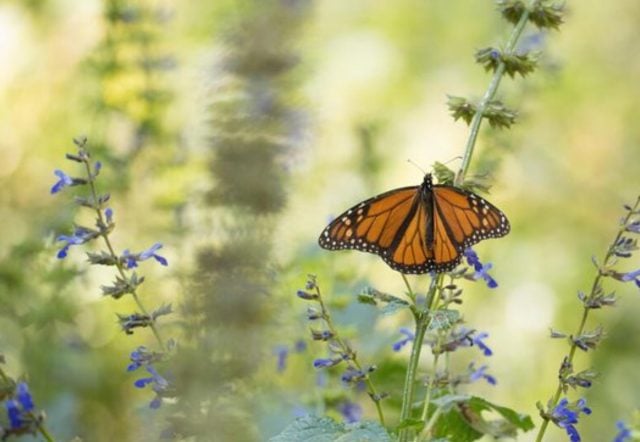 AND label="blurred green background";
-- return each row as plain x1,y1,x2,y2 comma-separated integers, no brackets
0,0,639,440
